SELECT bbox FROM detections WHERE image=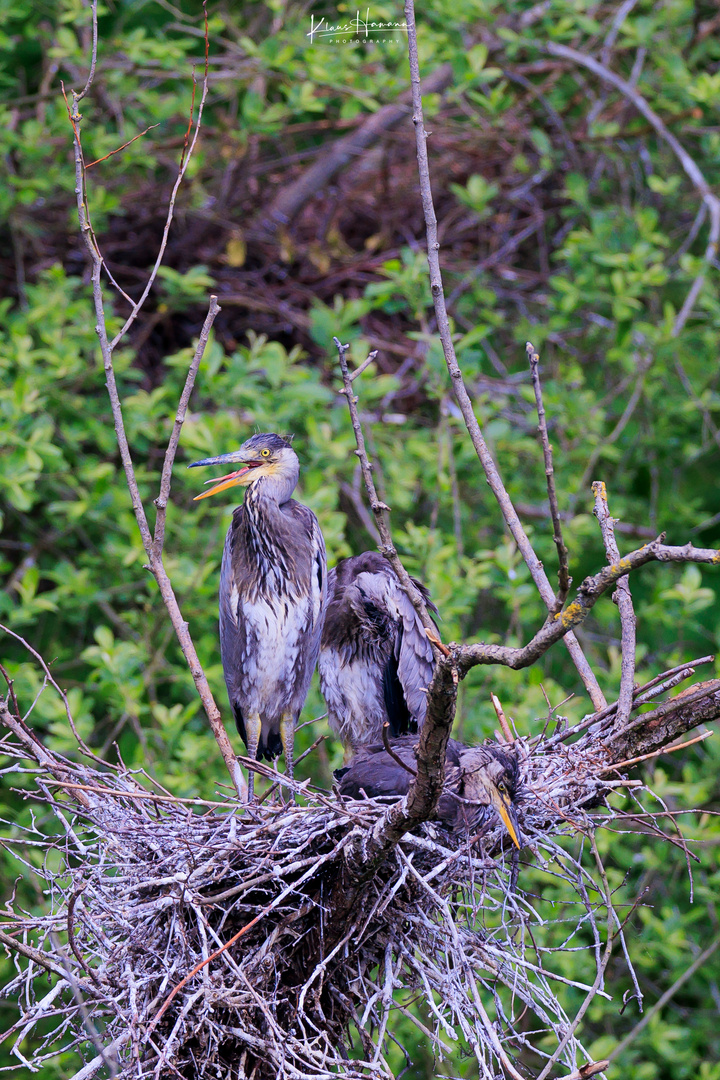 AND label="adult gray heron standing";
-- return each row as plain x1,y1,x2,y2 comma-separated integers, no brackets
318,552,437,758
336,735,521,845
190,433,327,800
